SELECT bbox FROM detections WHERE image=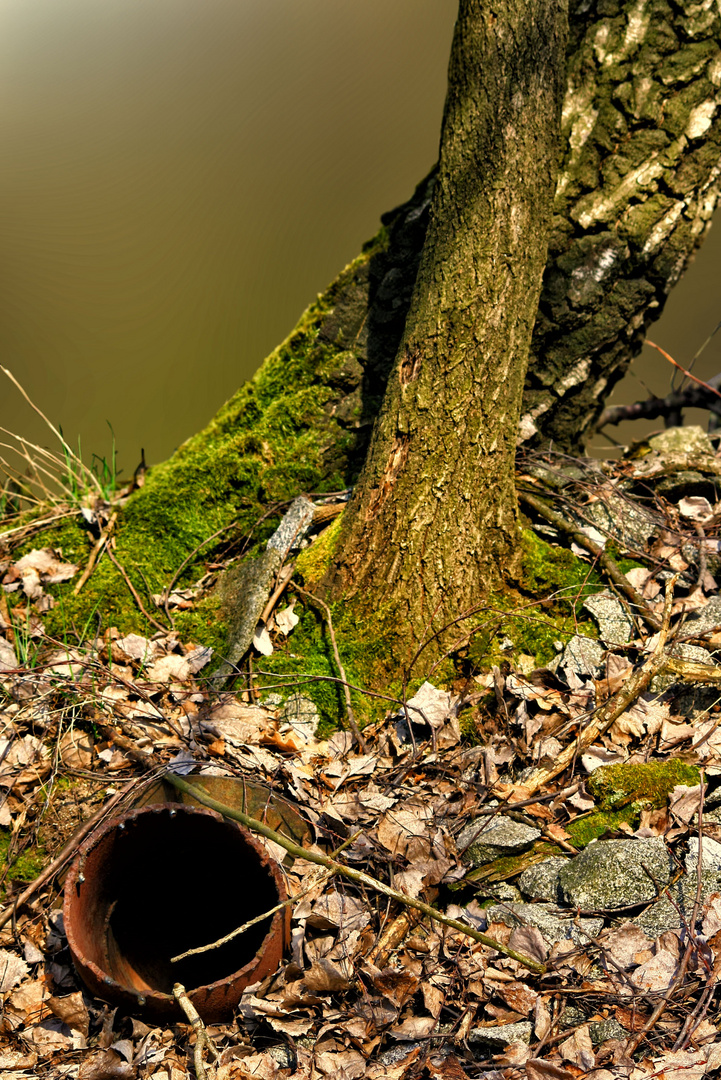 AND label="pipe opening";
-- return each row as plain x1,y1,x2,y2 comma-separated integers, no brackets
66,805,283,1000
